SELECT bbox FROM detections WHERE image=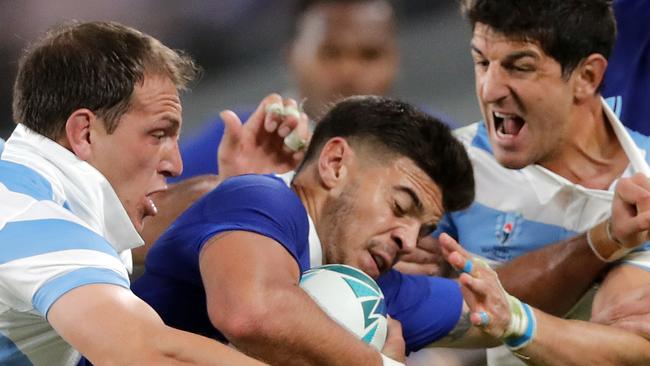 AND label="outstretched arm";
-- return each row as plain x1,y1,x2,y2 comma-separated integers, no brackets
48,284,265,365
440,233,650,366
